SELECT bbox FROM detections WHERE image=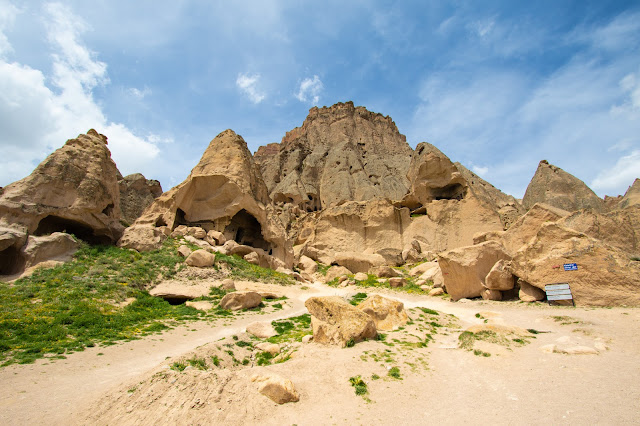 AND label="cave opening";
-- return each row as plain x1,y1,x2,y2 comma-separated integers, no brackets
0,245,23,275
223,209,271,252
34,215,112,245
430,183,467,201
